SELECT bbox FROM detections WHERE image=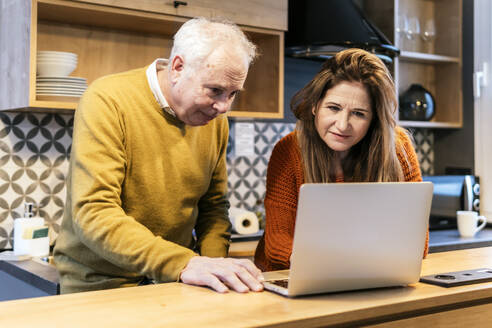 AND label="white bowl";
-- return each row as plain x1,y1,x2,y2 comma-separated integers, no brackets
37,56,77,61
37,51,77,58
37,54,77,60
37,61,77,77
37,58,77,65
